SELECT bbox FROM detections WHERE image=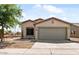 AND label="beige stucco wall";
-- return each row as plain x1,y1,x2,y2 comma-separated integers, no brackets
21,21,34,38
35,19,70,40
76,27,79,37
36,19,70,27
